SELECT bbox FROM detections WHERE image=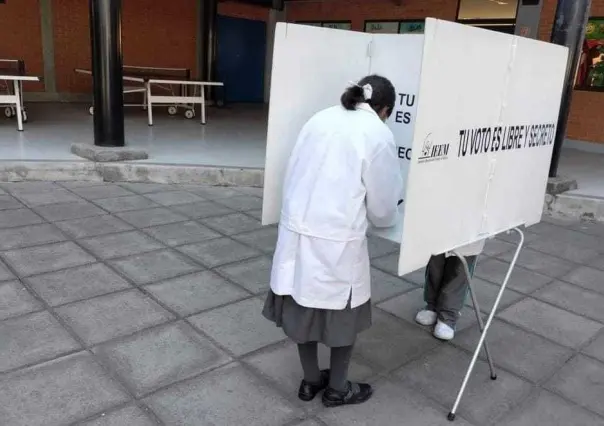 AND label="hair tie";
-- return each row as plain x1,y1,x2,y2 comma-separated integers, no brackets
348,81,373,101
